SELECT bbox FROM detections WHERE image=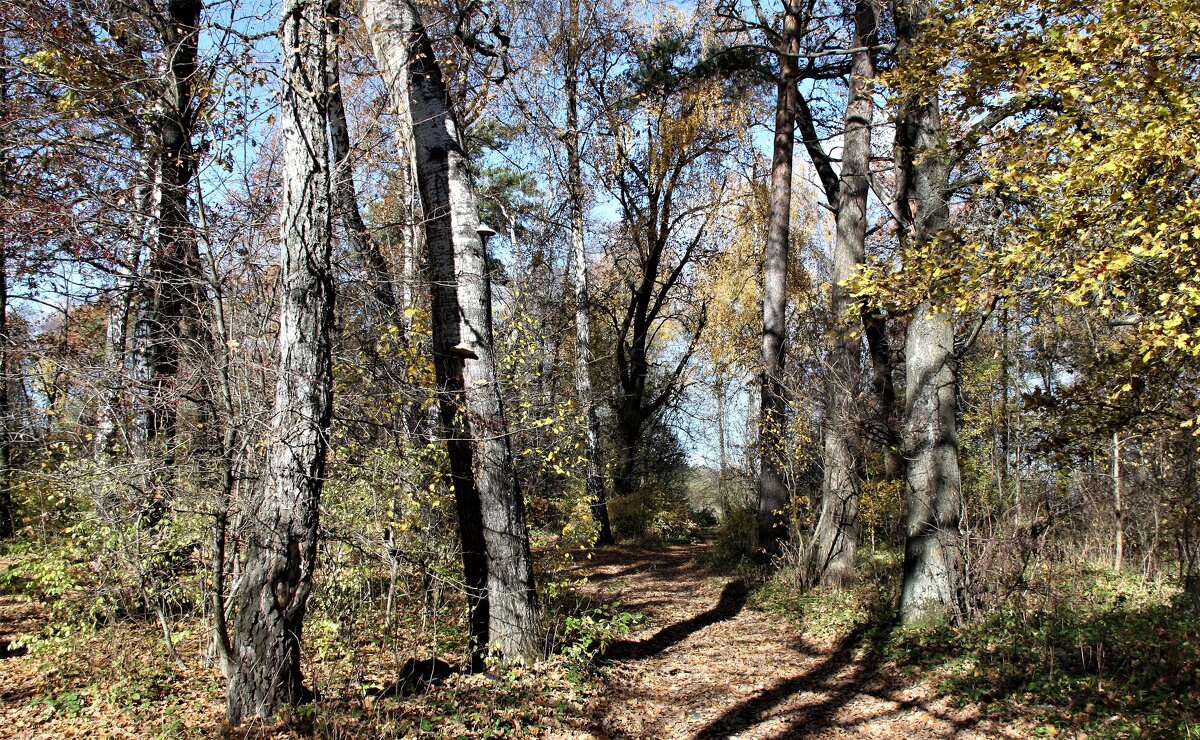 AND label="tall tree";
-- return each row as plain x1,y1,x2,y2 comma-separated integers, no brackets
563,0,613,544
225,0,335,719
809,0,879,586
894,0,963,624
361,0,540,666
0,32,13,539
326,0,398,318
128,0,204,519
756,0,805,555
595,26,735,507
